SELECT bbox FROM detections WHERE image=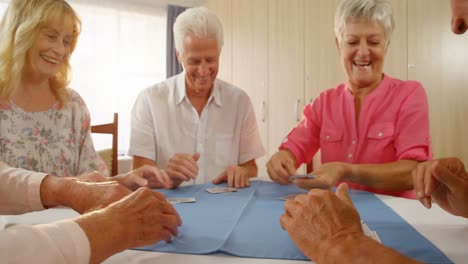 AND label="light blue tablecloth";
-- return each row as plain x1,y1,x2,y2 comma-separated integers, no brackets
137,181,452,263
